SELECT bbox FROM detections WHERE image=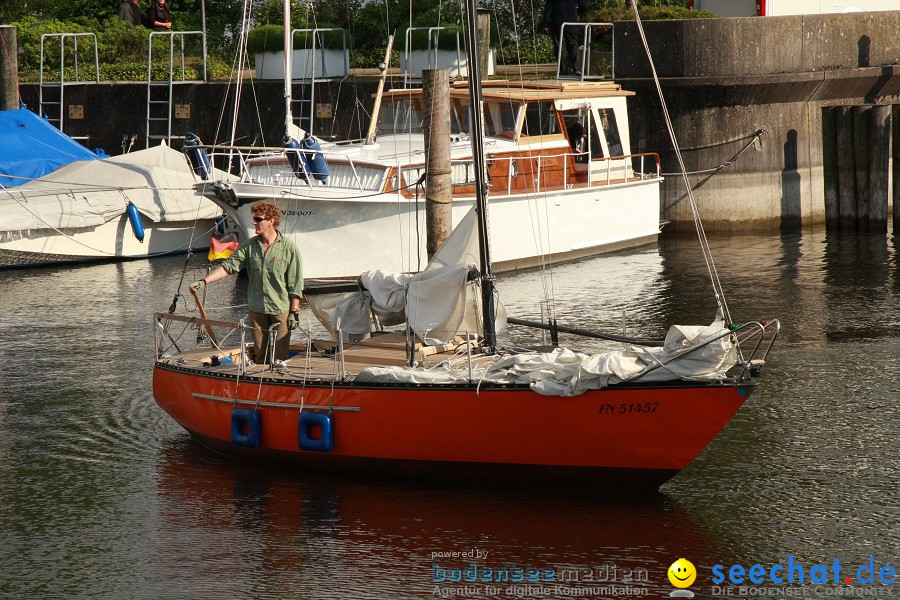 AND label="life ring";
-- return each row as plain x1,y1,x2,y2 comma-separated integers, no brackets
231,408,261,448
298,412,333,452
